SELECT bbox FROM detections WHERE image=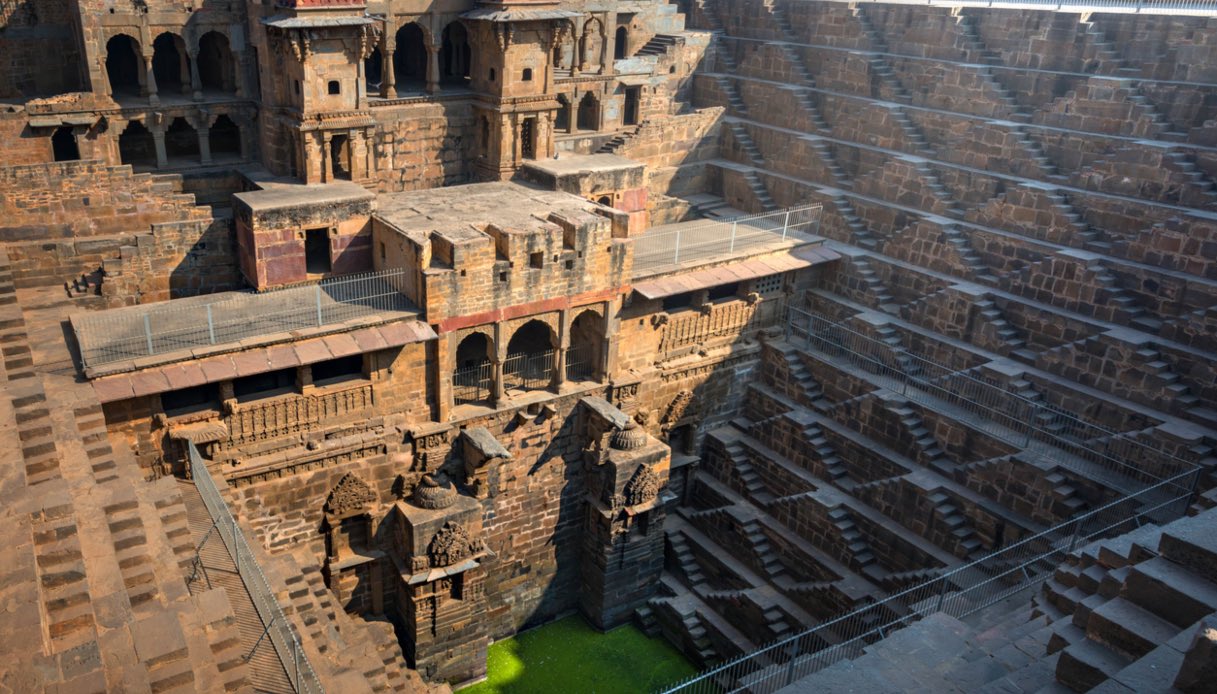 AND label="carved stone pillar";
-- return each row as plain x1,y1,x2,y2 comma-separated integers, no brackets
188,52,203,101
198,125,212,164
144,55,159,105
151,127,167,168
425,42,440,94
321,132,333,183
382,50,396,98
578,397,670,630
491,358,505,406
